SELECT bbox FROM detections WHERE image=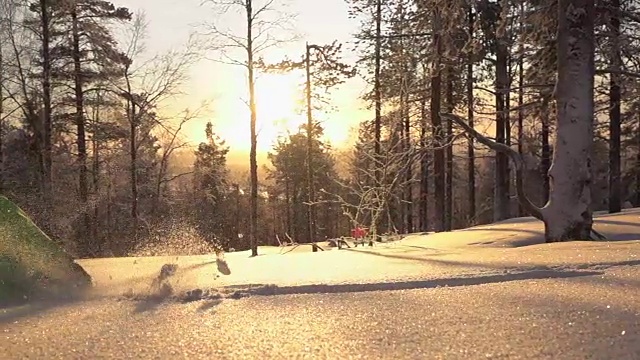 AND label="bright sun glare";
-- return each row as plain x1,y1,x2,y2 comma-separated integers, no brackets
217,72,308,152
255,73,305,138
